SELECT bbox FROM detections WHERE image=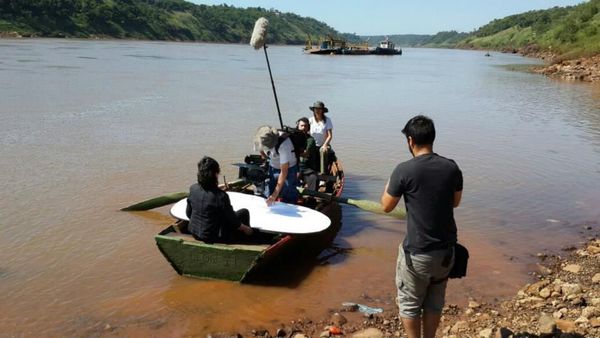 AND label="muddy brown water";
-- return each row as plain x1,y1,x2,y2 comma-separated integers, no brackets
1,39,599,336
